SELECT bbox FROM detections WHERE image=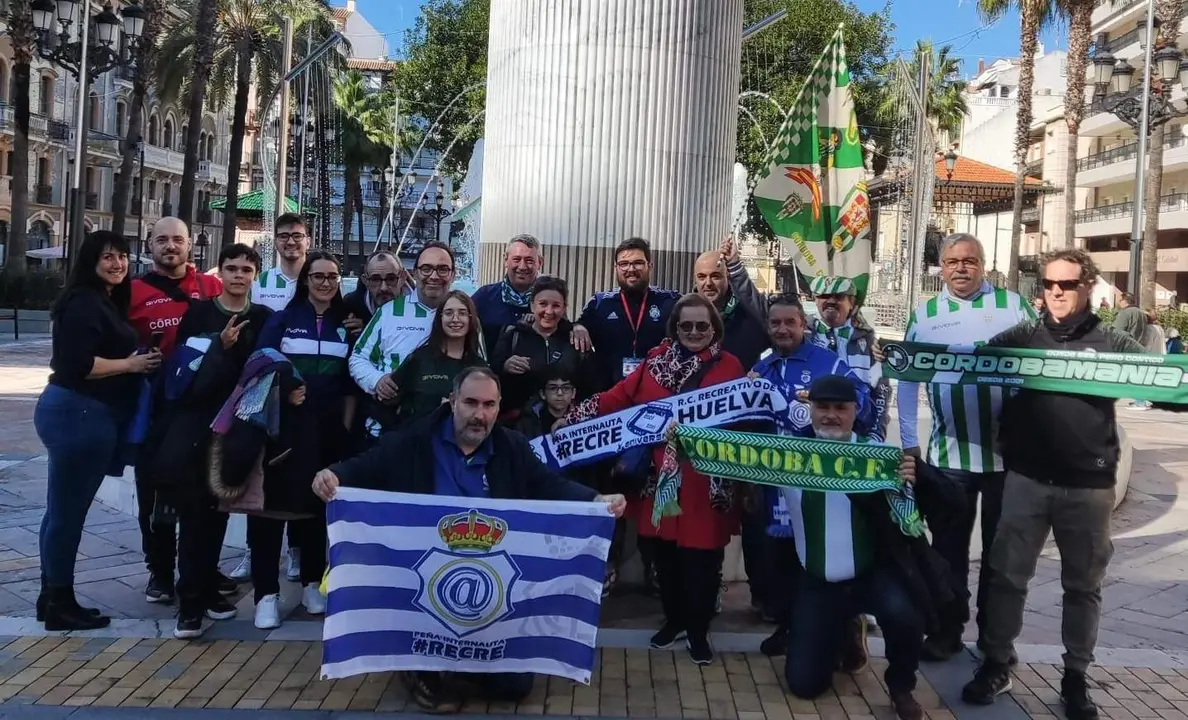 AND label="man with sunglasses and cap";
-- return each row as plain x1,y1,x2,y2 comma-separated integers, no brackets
781,374,926,720
897,234,1036,664
962,249,1144,720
